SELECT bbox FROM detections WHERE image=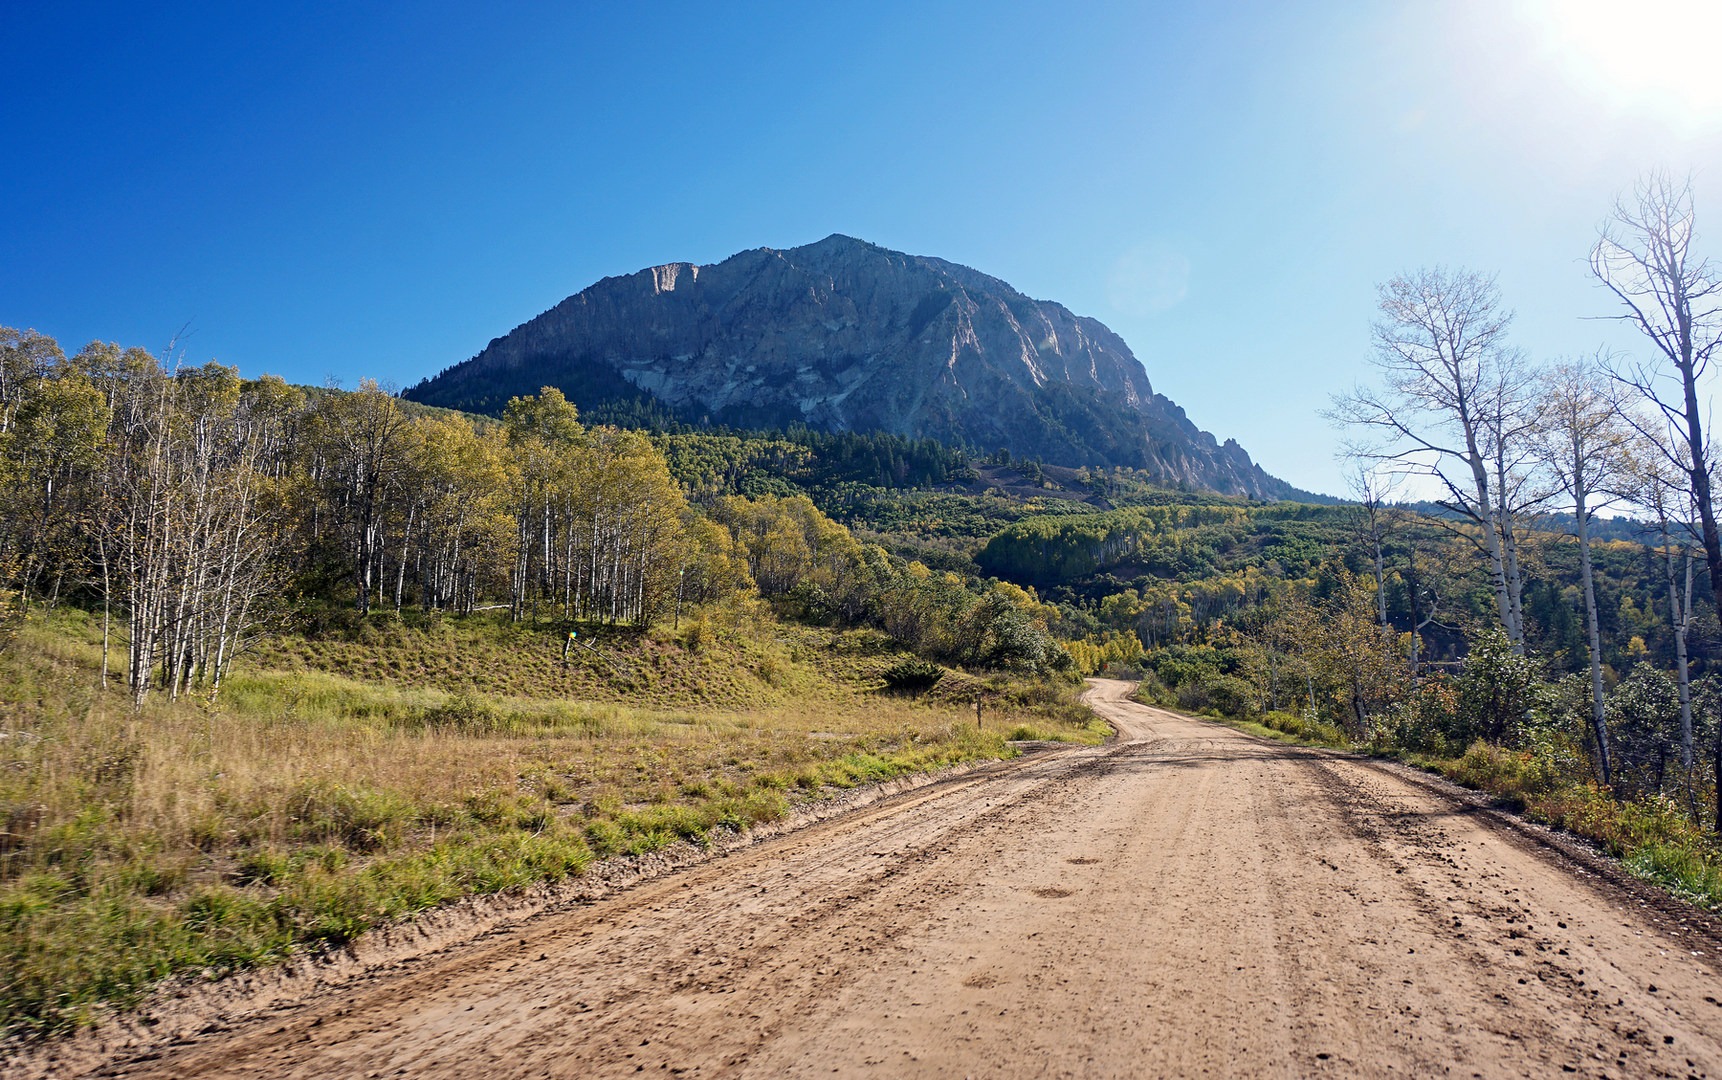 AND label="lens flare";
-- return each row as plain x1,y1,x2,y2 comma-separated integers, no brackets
1517,0,1722,133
